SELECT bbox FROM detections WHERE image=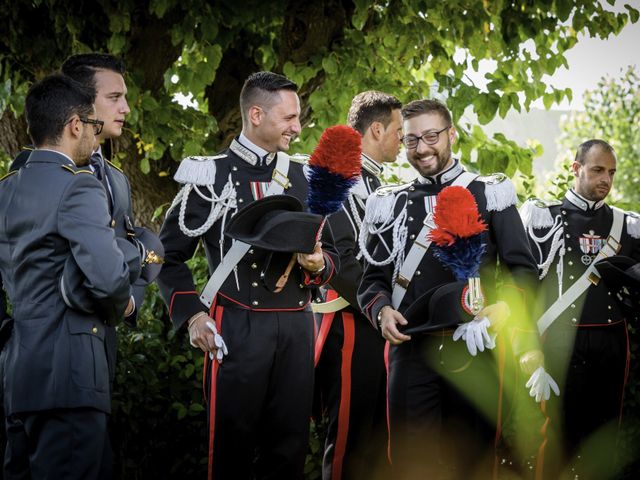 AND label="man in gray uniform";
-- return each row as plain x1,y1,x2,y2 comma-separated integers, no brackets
0,74,135,479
